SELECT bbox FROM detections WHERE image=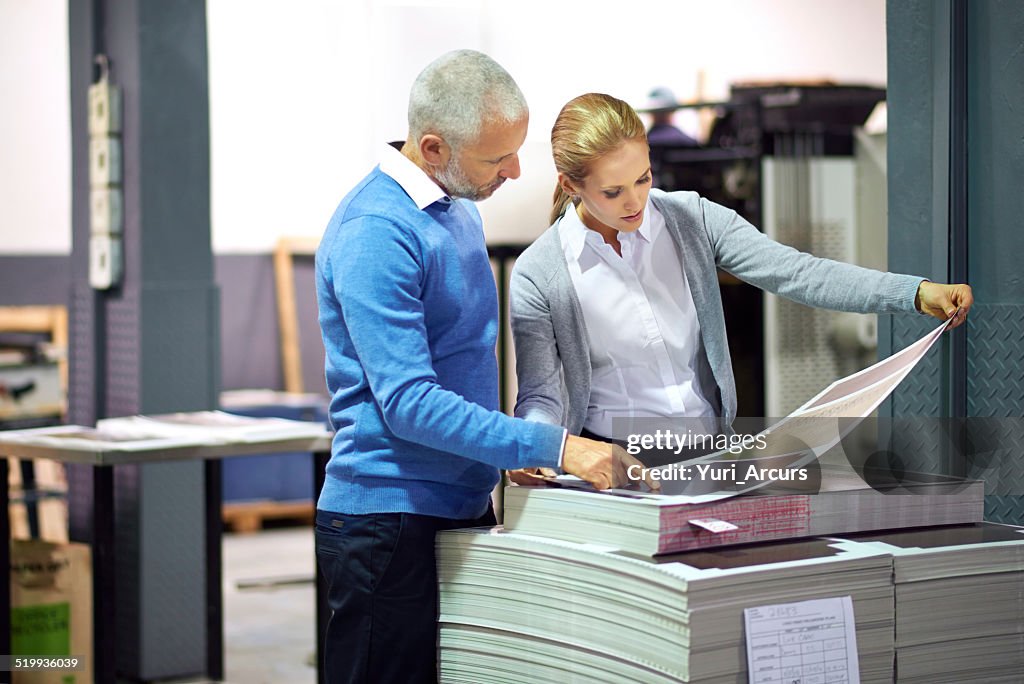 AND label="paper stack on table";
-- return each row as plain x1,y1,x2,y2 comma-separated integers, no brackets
0,410,332,455
502,465,984,556
438,528,895,683
0,410,332,458
0,423,213,452
503,484,806,556
96,410,330,444
834,523,1024,683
